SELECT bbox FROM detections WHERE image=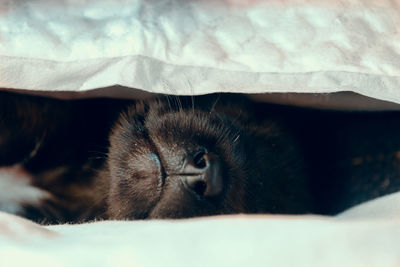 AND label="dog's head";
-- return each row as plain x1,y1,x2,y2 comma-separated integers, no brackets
105,95,254,219
105,95,311,219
